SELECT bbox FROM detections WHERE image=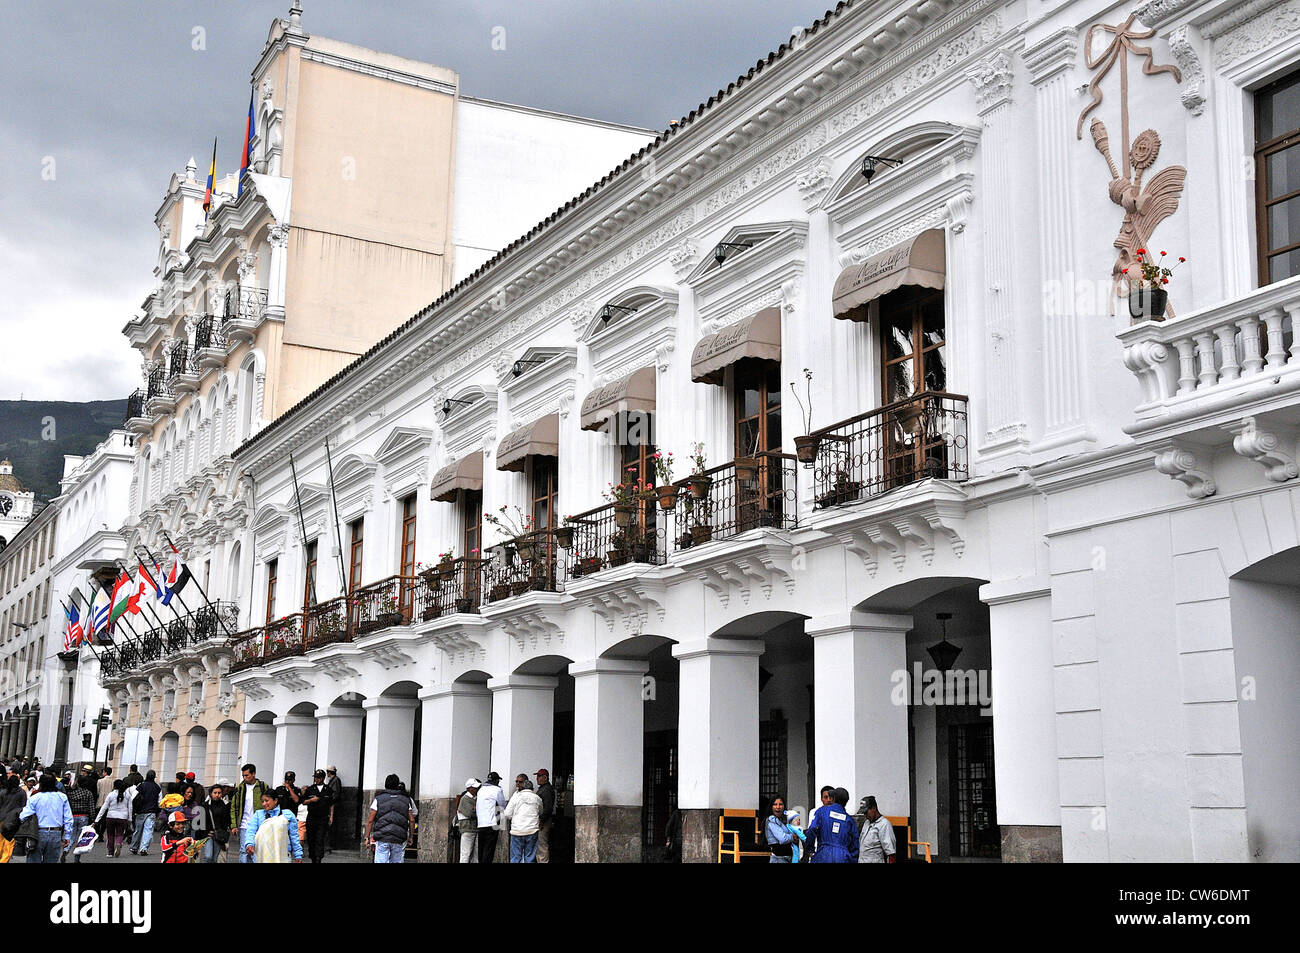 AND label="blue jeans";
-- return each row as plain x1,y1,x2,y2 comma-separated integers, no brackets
235,829,255,863
510,833,538,863
374,841,405,863
67,815,89,863
136,812,157,852
27,830,64,863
